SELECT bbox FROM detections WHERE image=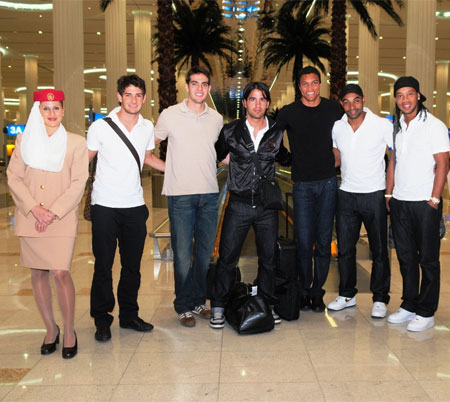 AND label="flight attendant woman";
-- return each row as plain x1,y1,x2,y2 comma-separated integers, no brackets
7,89,88,359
